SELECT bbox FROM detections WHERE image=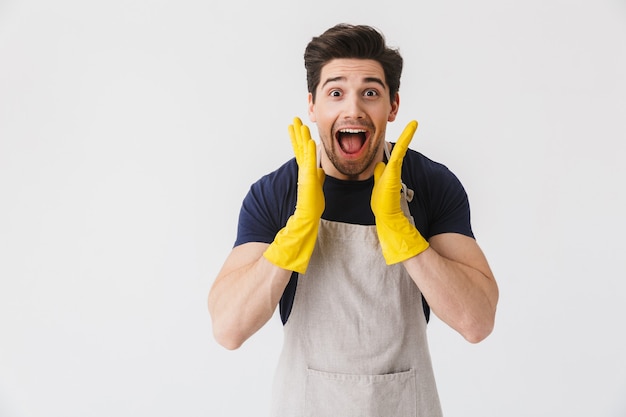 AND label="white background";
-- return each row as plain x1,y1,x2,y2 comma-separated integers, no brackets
1,0,625,416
